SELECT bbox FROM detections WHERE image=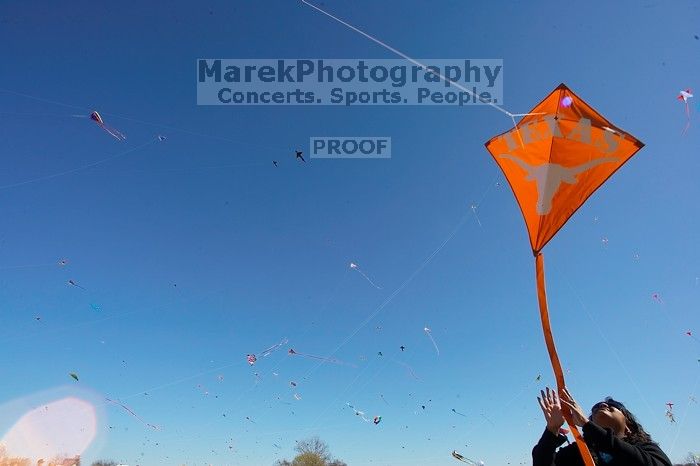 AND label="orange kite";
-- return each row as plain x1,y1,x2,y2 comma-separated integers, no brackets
485,83,643,466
